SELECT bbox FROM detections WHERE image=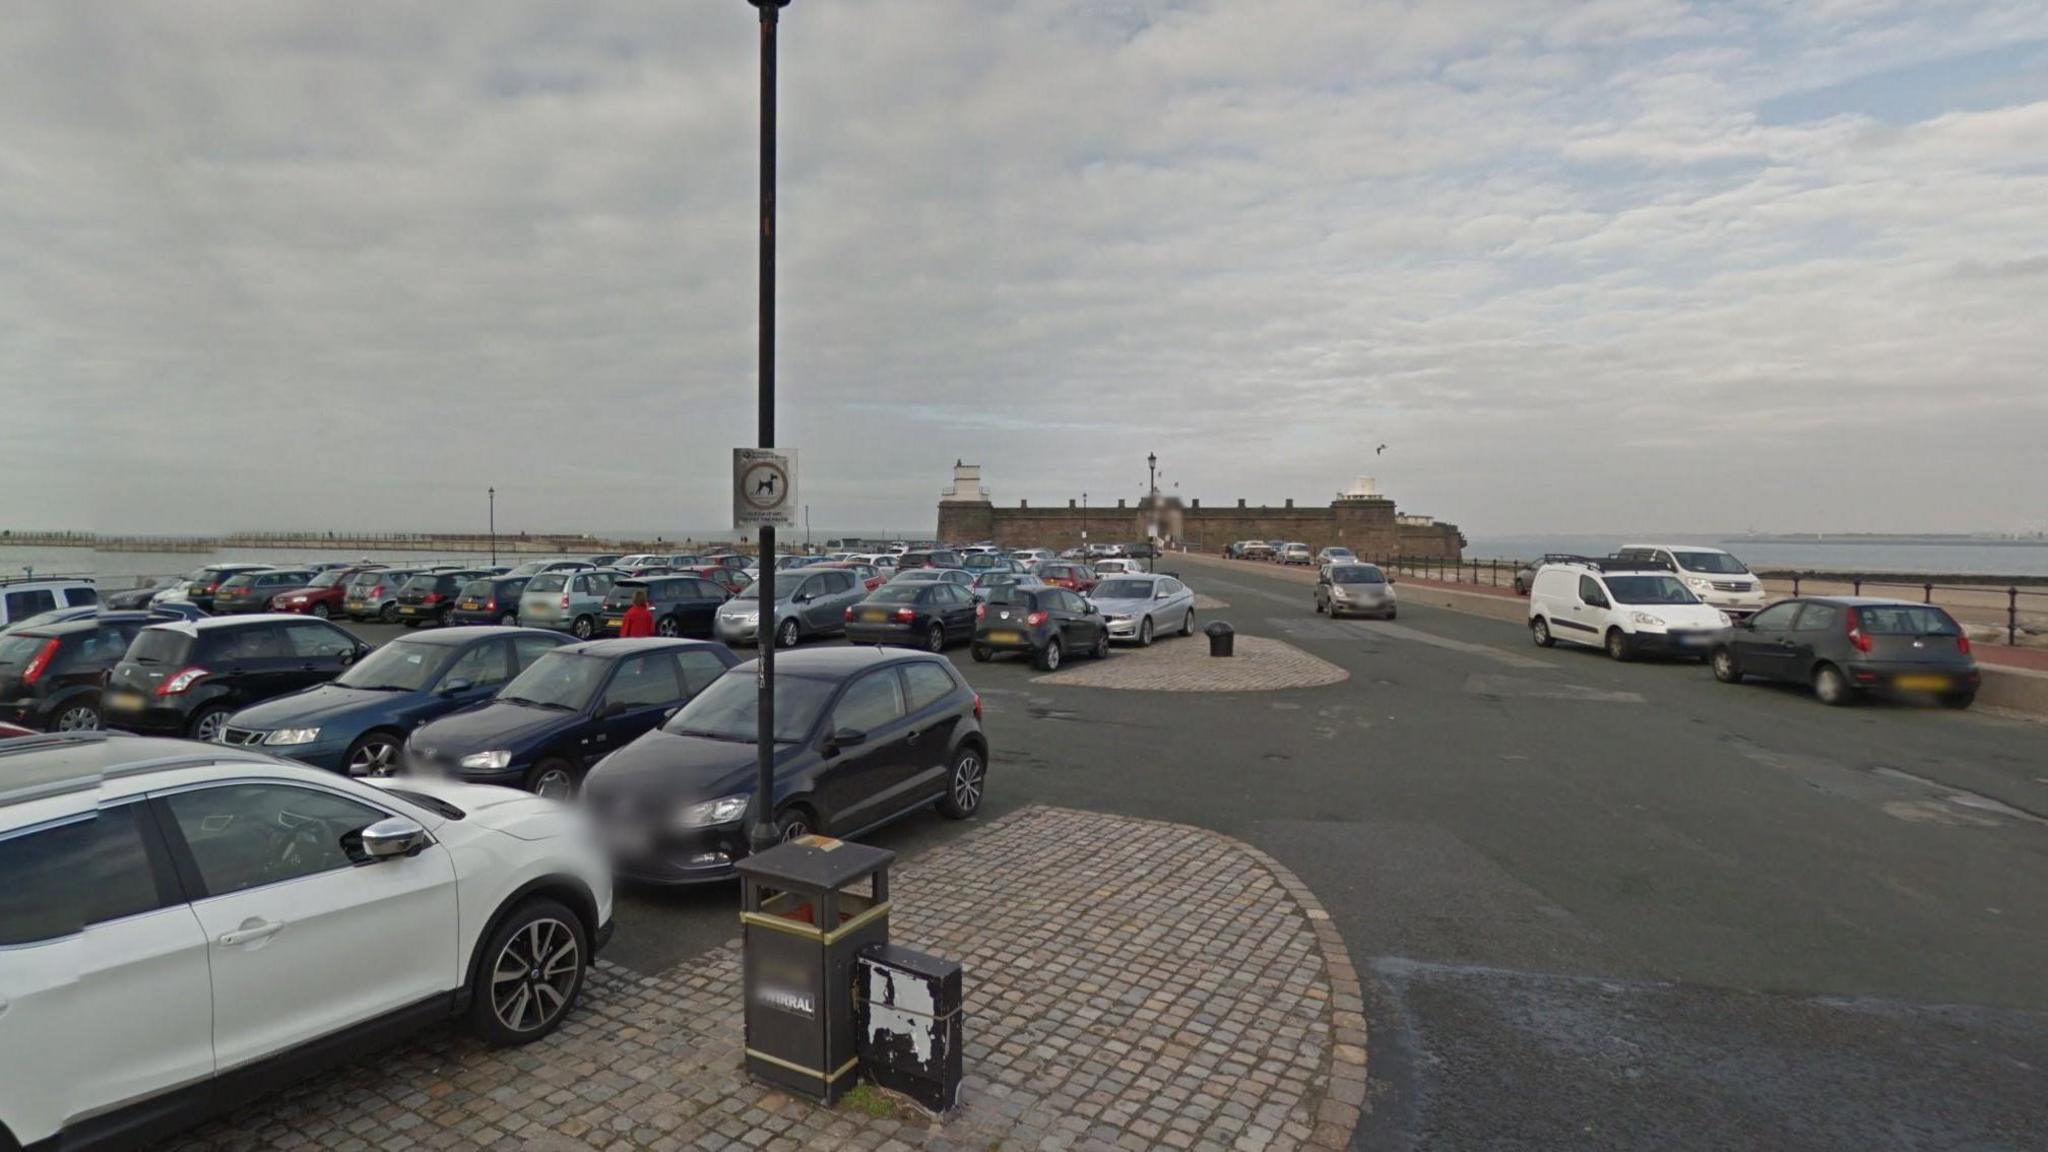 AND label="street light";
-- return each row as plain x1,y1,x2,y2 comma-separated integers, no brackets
488,487,496,566
1146,452,1158,573
747,0,790,855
